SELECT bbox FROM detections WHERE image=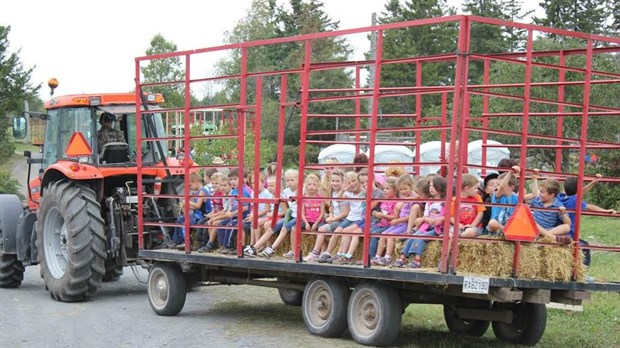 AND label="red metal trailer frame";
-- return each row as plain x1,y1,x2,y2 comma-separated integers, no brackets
134,15,620,346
